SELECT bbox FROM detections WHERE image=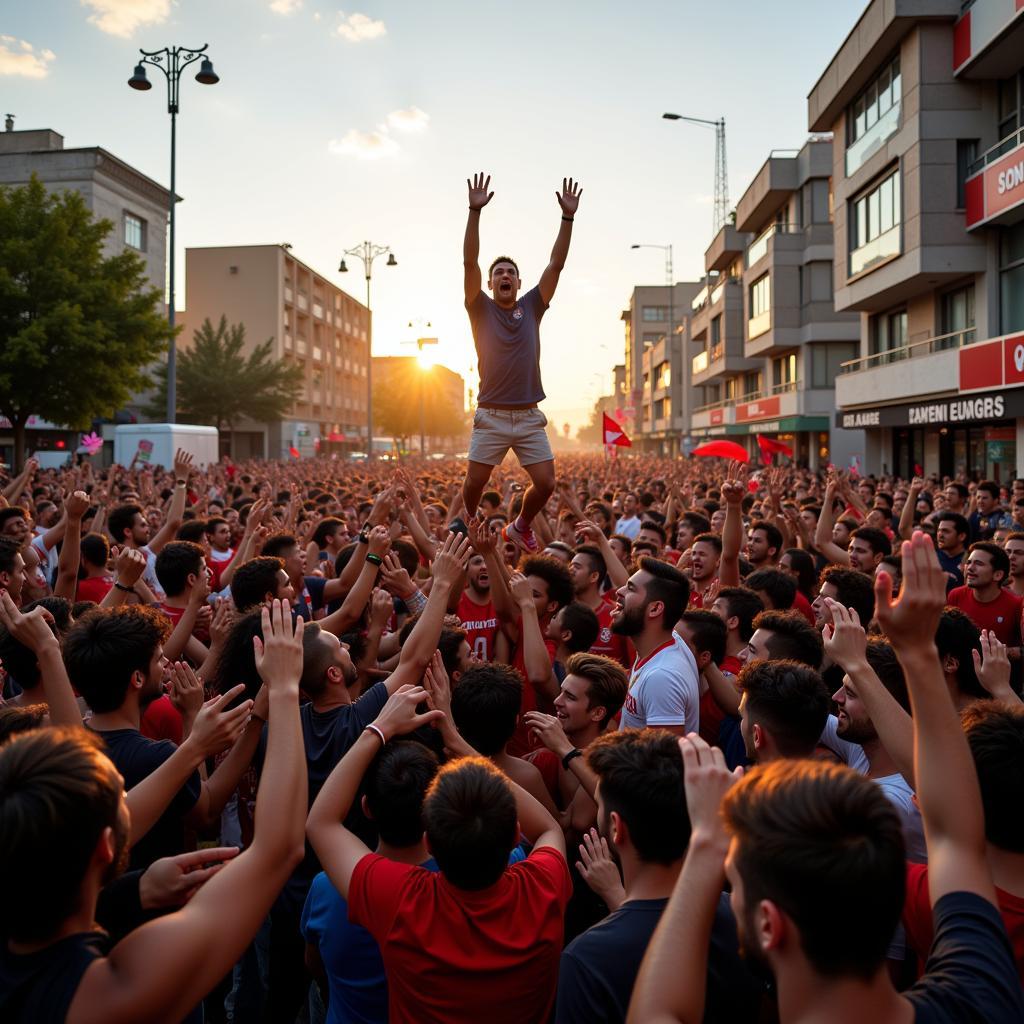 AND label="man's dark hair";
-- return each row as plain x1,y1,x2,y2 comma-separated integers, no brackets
558,602,600,653
745,568,797,611
422,757,517,890
935,609,987,699
564,652,628,726
0,507,27,534
739,659,830,757
574,544,607,586
433,627,467,681
716,586,764,642
723,759,905,979
0,537,22,577
752,610,824,669
392,538,419,578
969,540,1009,581
850,526,891,558
750,521,783,555
480,490,502,510
80,533,109,569
450,664,523,756
587,728,690,864
864,637,909,712
107,504,143,544
155,541,206,598
261,533,298,561
961,701,1024,852
638,556,691,630
679,609,727,665
0,728,125,944
681,511,711,535
204,515,229,534
311,517,345,549
639,520,666,546
175,519,207,544
609,533,633,557
0,703,48,744
818,565,876,626
488,255,520,278
520,555,573,611
231,556,285,611
365,740,439,847
947,483,970,501
0,598,71,692
210,609,264,702
977,480,1000,500
692,532,723,555
781,547,816,601
63,606,171,714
